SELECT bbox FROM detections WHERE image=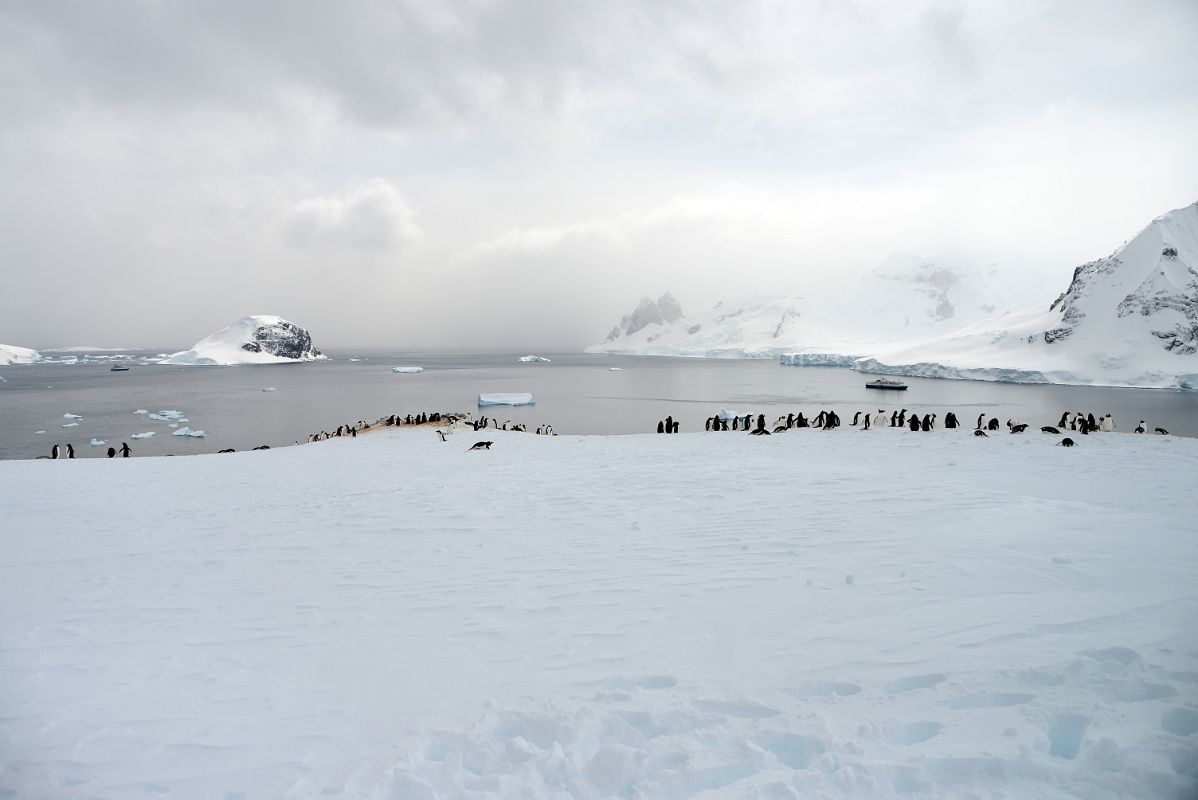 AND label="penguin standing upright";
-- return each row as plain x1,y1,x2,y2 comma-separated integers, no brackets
657,421,665,434
1058,411,1070,428
908,414,920,431
120,442,131,457
705,417,713,432
66,443,75,459
898,410,908,428
1135,420,1147,433
851,411,861,427
1100,414,1115,432
665,415,674,434
891,411,899,427
756,414,766,432
51,444,60,459
977,412,986,430
863,414,871,431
